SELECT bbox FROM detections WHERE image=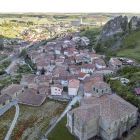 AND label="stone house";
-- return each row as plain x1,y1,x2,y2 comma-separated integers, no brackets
20,74,37,86
84,80,111,98
37,60,50,72
19,88,46,106
36,75,52,86
1,84,24,100
93,59,106,69
90,54,100,62
109,58,122,69
45,54,55,64
38,86,50,95
28,83,38,90
95,67,116,75
75,54,85,63
67,94,138,140
55,59,64,66
0,94,11,110
92,81,111,97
